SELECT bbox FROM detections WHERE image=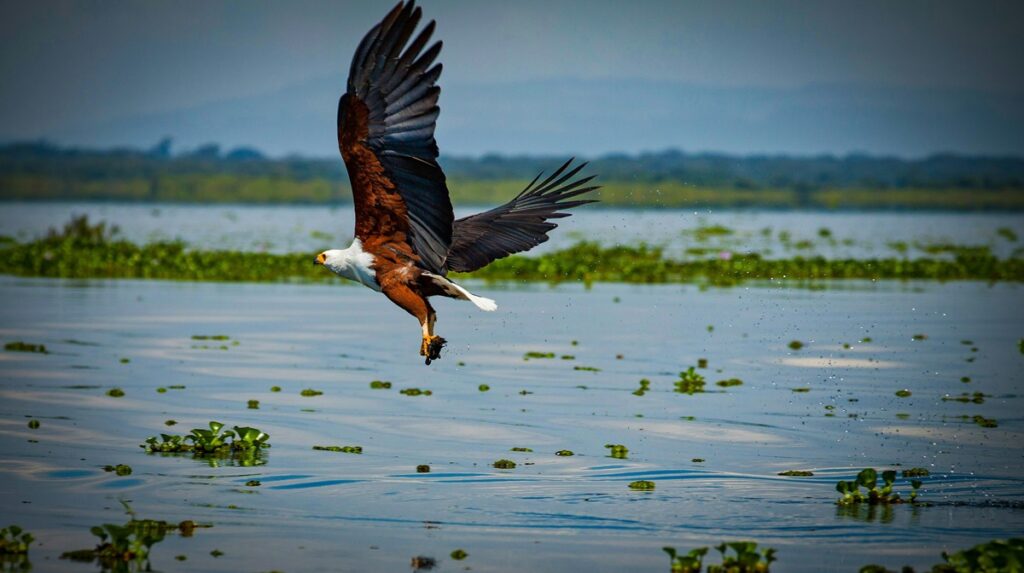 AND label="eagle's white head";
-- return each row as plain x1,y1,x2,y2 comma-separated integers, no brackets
314,239,380,291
